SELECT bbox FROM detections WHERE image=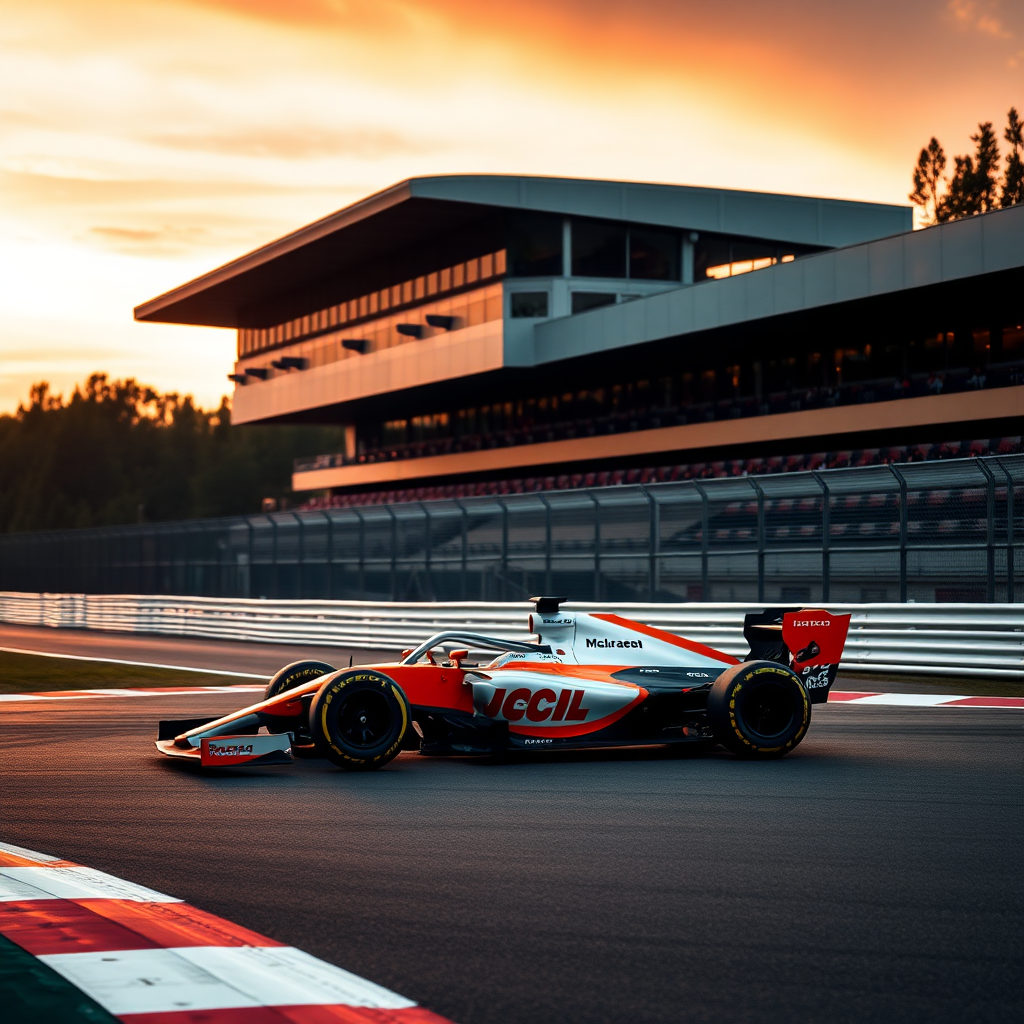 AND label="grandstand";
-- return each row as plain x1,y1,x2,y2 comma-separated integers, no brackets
136,175,1024,506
